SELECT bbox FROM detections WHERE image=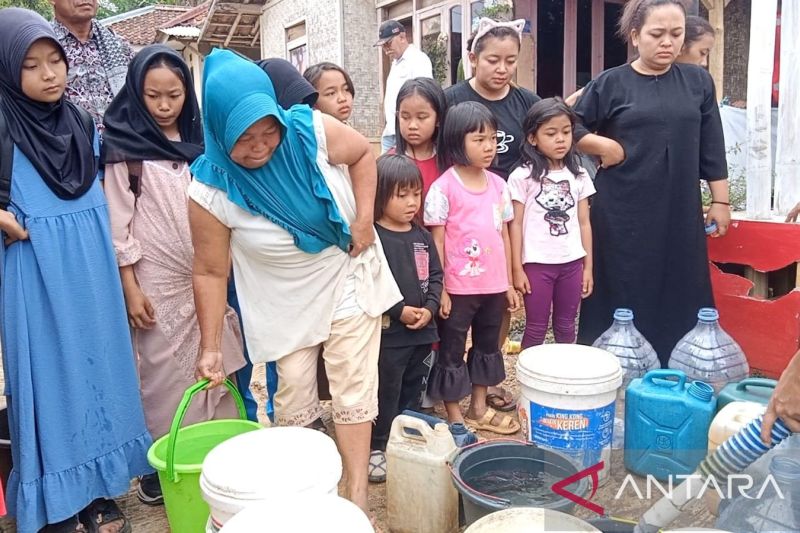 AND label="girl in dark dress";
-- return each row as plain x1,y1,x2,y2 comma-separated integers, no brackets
573,0,730,365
